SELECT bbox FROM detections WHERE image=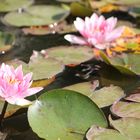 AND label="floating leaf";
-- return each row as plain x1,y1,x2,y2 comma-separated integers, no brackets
108,0,140,6
64,83,124,108
28,89,107,140
46,46,94,65
0,0,33,12
70,2,93,17
7,54,64,80
125,94,140,103
3,5,70,27
90,86,124,108
109,116,140,139
100,52,140,75
111,101,140,118
86,125,129,140
31,77,55,88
